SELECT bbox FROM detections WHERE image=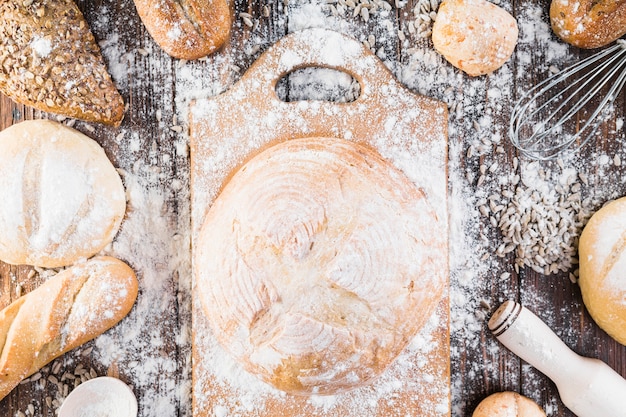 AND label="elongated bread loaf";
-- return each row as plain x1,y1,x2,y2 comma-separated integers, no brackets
550,0,626,48
0,0,124,125
0,256,138,401
133,0,231,60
